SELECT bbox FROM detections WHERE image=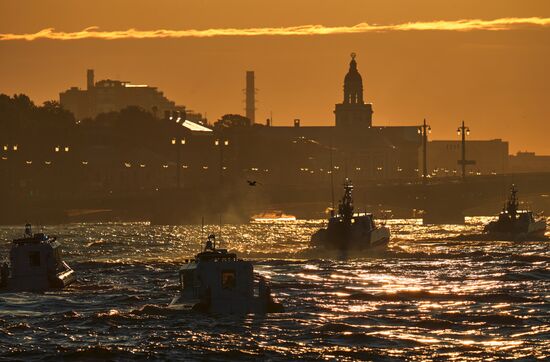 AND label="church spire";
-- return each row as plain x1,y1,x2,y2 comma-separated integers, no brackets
334,53,373,128
343,52,364,104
